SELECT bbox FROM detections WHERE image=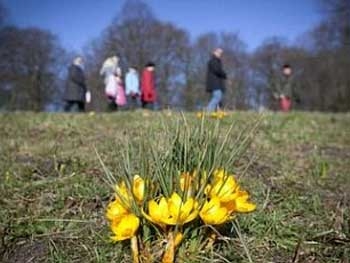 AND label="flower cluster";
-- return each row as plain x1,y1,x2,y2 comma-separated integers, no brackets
106,169,255,263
